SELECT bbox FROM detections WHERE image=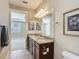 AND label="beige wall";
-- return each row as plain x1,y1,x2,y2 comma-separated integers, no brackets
36,0,54,14
54,0,79,59
0,0,10,59
28,9,35,20
10,4,35,20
